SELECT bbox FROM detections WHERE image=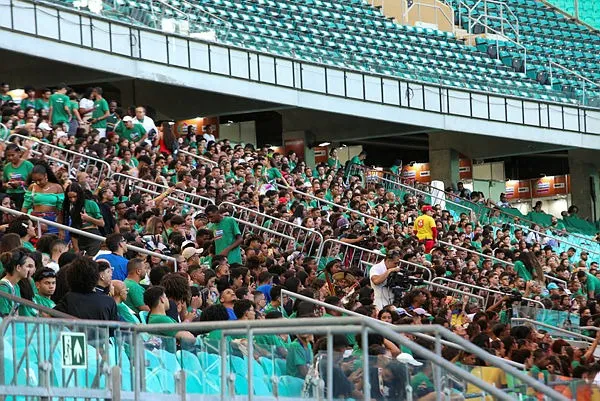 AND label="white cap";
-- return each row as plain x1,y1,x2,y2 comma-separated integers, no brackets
56,131,68,139
412,308,432,317
122,116,134,122
38,122,52,131
396,353,423,366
